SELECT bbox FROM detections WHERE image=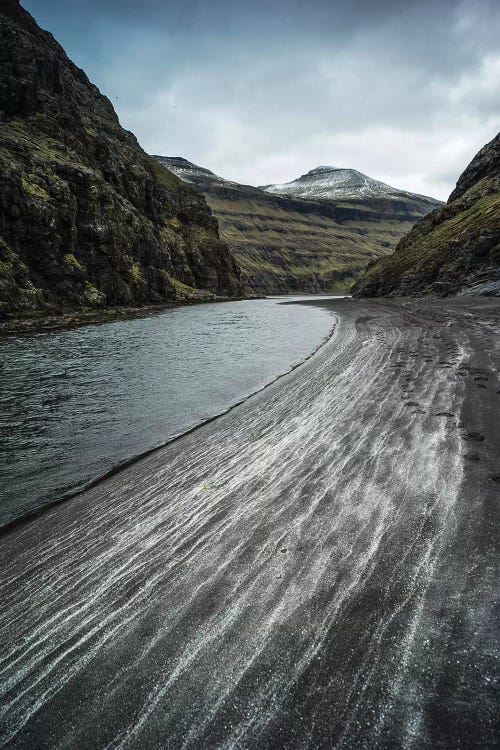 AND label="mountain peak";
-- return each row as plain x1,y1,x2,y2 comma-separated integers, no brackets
306,166,347,176
154,156,220,186
262,165,437,204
